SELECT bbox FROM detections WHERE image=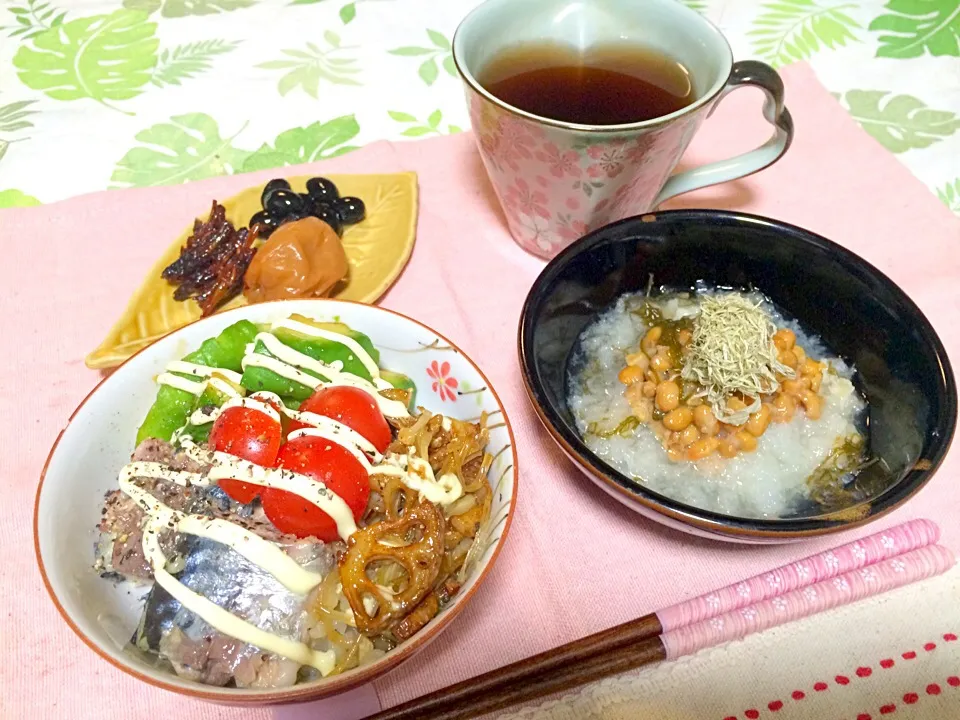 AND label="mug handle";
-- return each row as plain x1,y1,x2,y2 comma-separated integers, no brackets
653,60,794,207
